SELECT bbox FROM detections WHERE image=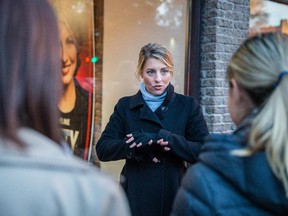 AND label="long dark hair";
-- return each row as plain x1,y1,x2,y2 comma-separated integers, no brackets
0,0,63,146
